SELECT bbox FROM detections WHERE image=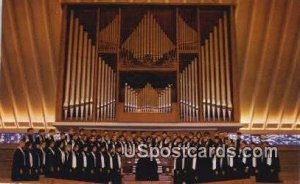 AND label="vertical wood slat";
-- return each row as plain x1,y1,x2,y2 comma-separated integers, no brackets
229,6,239,122
5,0,33,125
56,5,68,122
